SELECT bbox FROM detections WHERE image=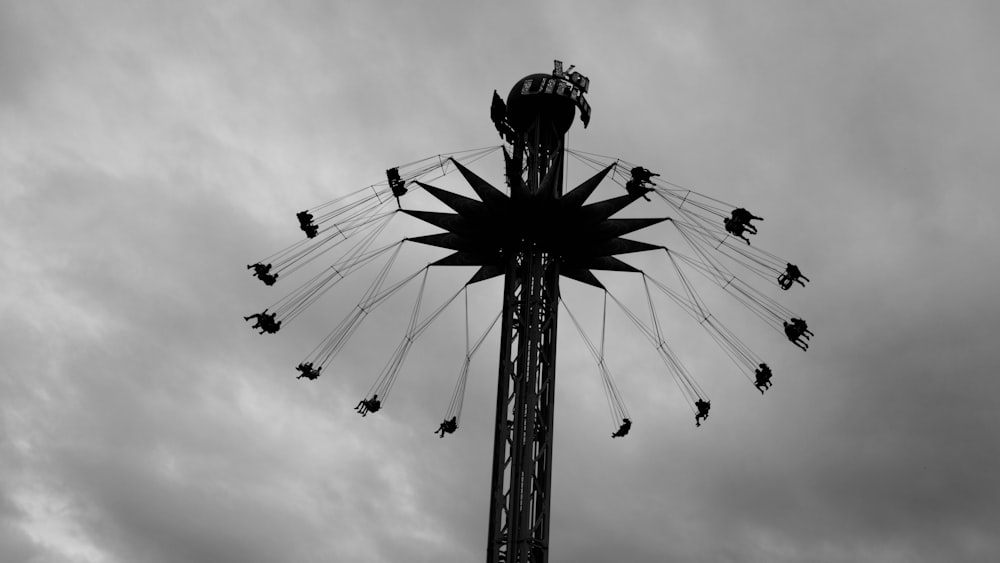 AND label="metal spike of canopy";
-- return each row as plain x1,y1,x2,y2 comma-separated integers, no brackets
431,250,499,267
449,158,511,212
468,264,506,284
415,182,491,220
560,164,615,209
565,256,641,272
560,268,606,289
576,193,648,224
408,232,487,253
